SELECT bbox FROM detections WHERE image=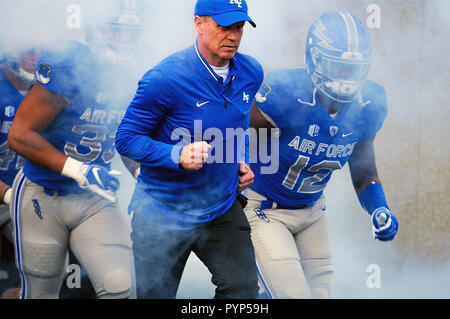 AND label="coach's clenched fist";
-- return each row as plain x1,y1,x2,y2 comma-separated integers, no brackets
238,161,254,192
179,141,212,170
